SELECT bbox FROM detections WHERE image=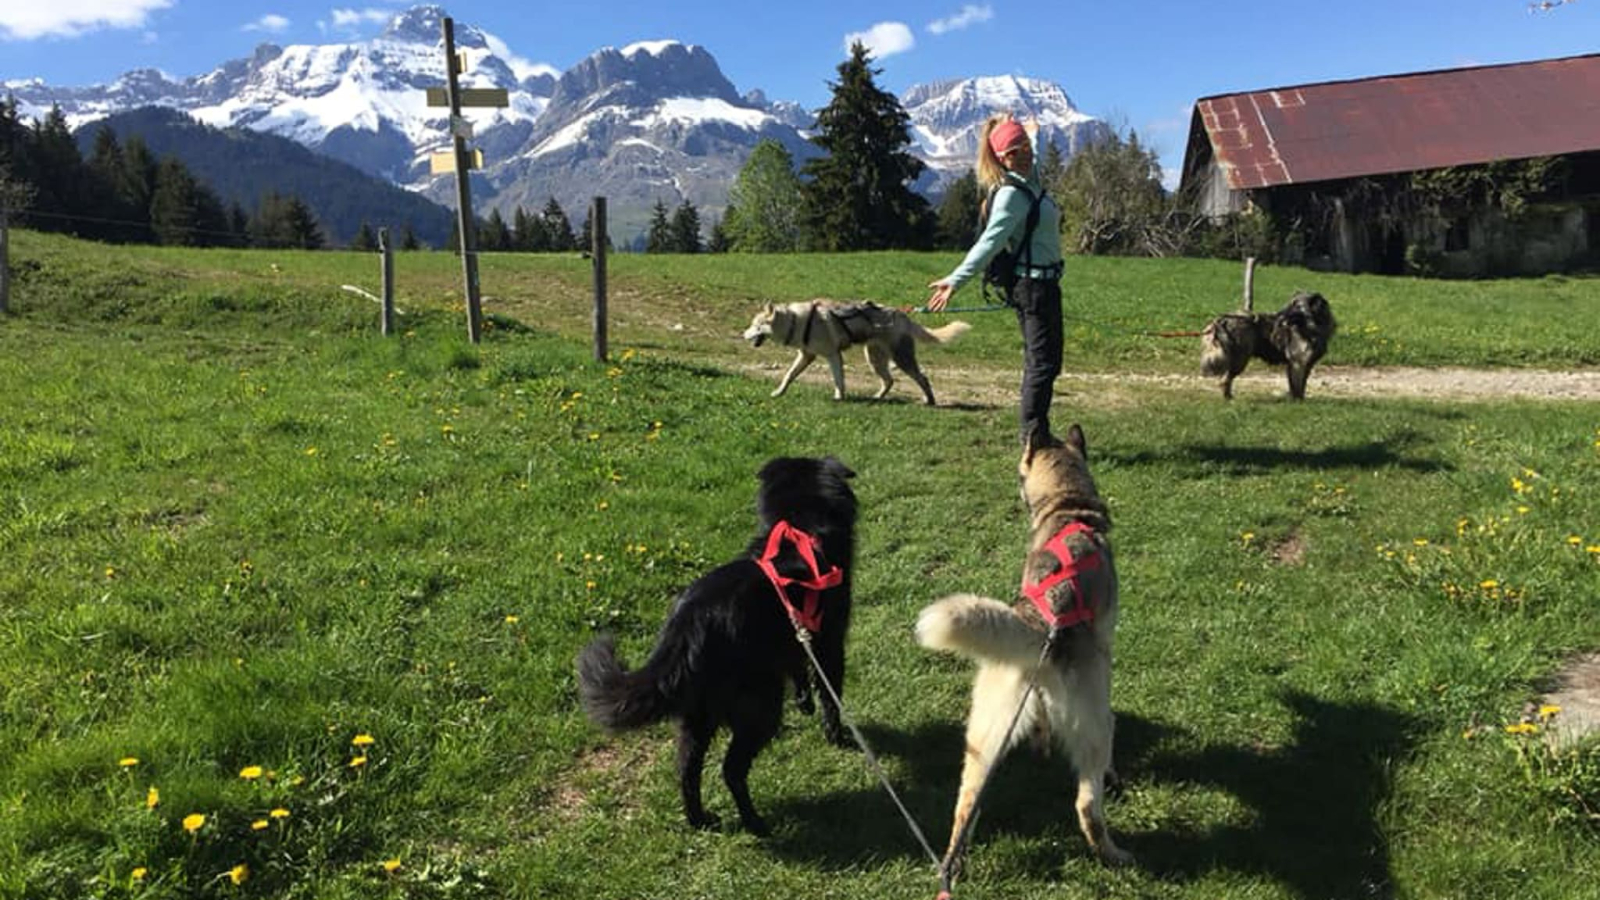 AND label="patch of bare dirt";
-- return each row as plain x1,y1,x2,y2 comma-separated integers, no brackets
1543,653,1600,746
1269,531,1307,567
546,740,660,824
